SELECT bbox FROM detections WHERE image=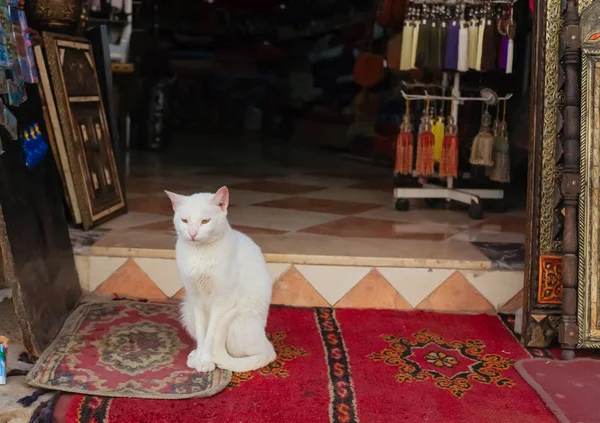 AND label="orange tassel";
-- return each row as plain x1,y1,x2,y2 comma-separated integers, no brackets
439,134,459,178
395,131,414,175
416,131,435,177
